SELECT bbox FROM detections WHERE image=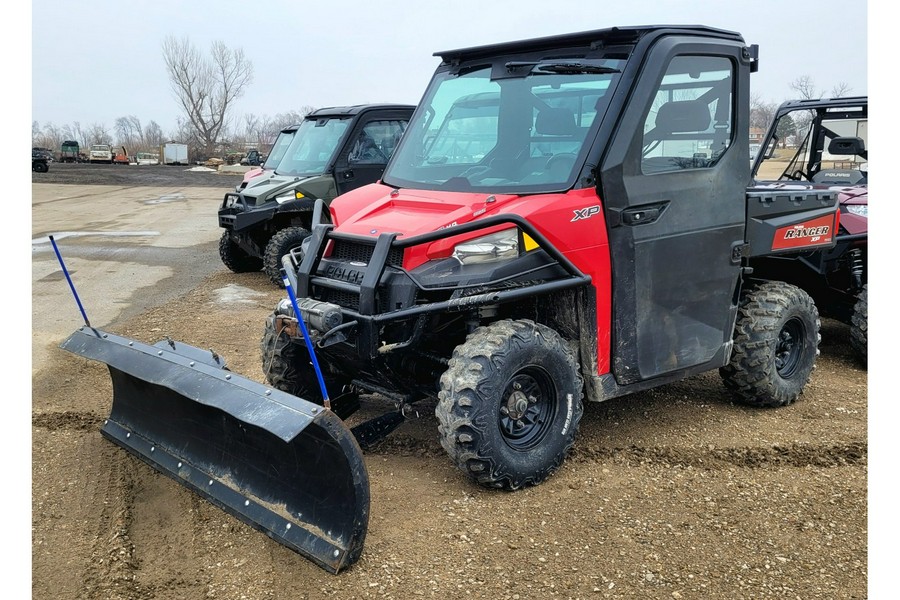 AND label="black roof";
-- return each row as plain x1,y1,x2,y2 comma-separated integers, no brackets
435,25,743,62
772,96,868,121
307,103,416,118
775,96,868,111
